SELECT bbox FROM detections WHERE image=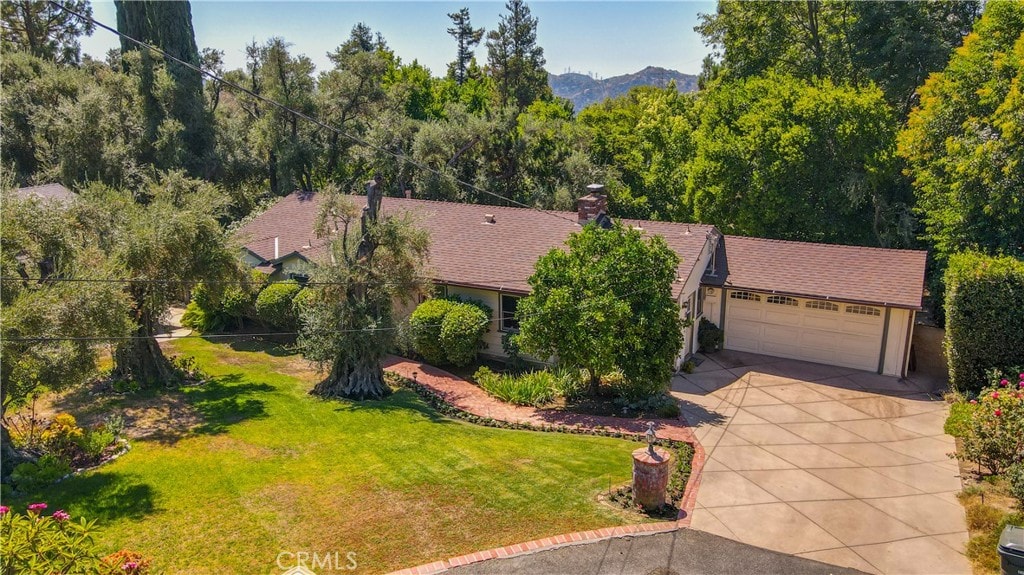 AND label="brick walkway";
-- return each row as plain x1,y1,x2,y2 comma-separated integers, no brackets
382,357,706,575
